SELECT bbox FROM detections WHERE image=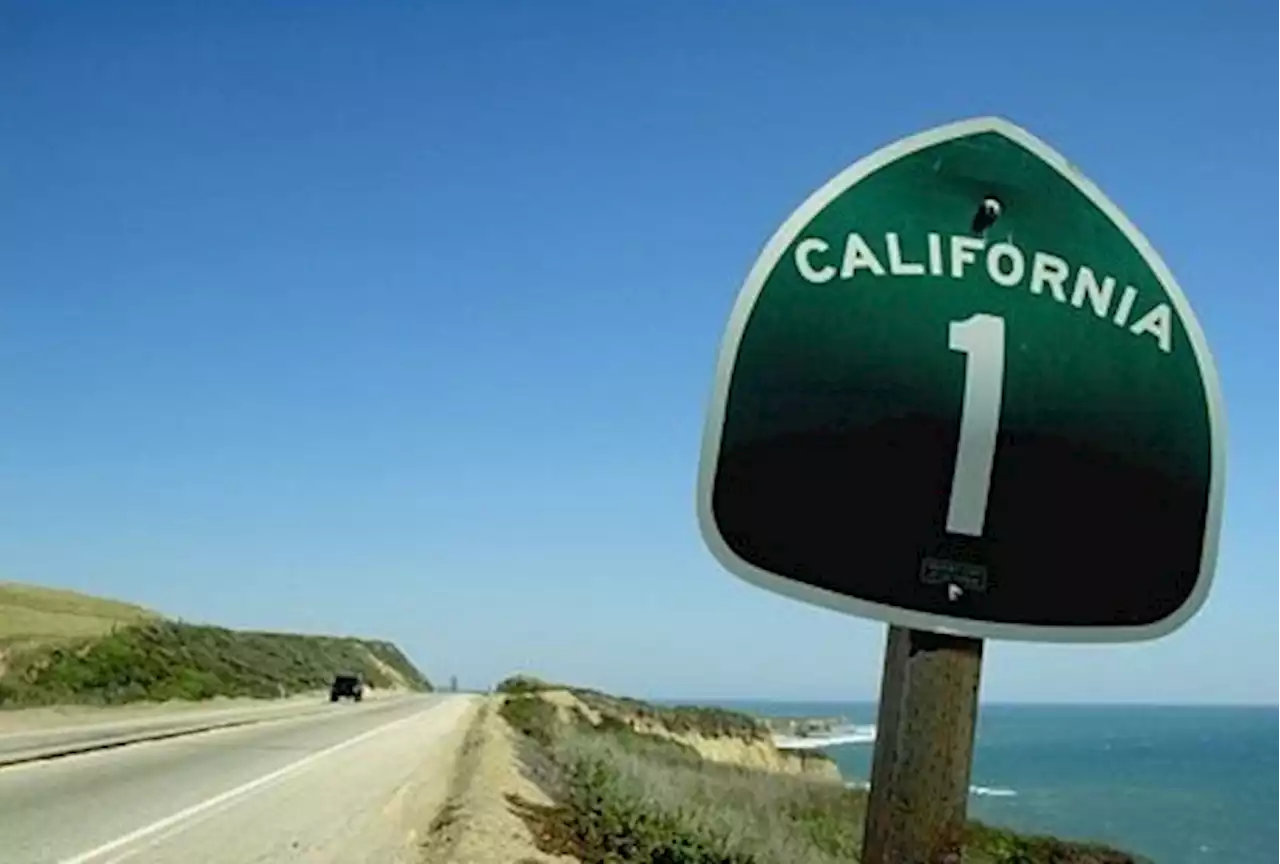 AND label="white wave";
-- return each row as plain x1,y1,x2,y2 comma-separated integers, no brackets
842,780,1016,798
773,724,876,750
